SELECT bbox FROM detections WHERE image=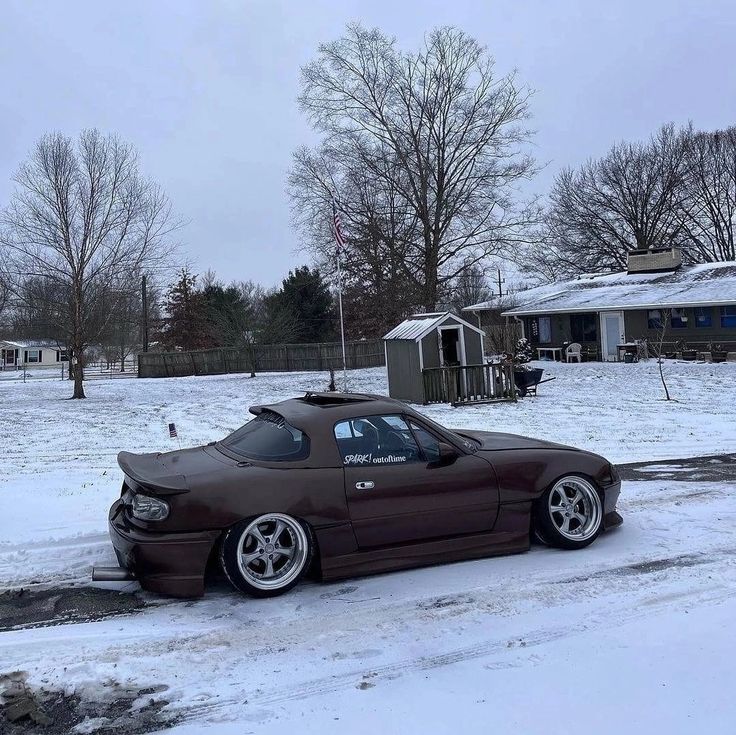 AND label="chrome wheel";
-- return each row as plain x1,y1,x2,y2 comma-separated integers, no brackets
236,513,309,591
548,477,602,542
